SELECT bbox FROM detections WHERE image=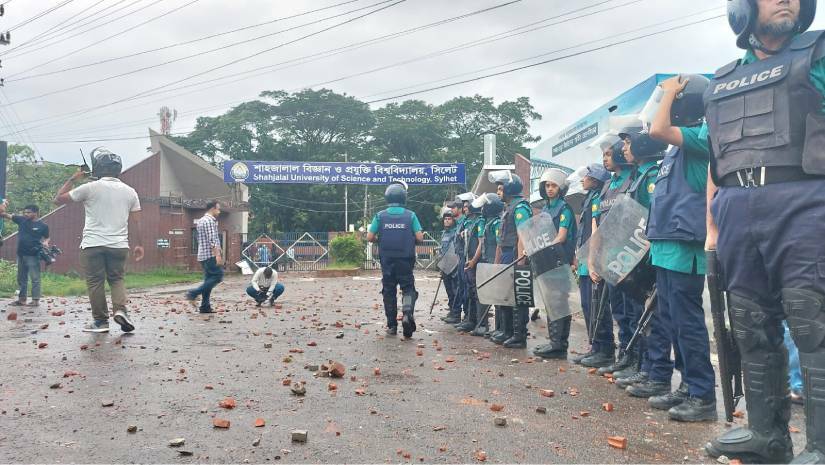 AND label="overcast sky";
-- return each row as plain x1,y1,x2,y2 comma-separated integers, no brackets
1,0,822,168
